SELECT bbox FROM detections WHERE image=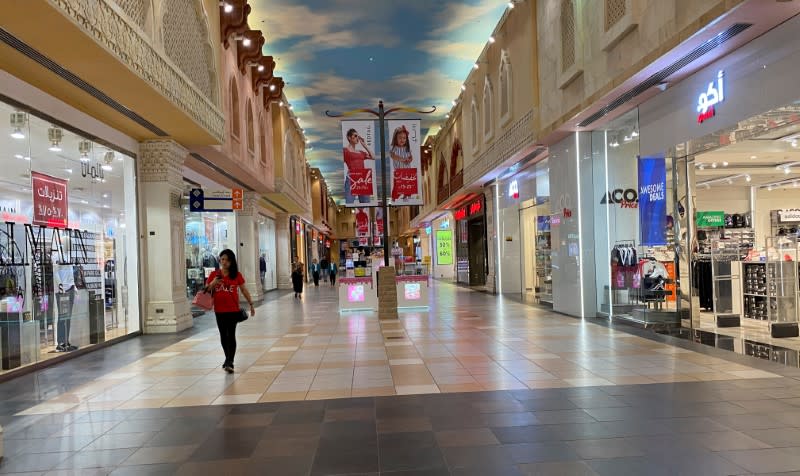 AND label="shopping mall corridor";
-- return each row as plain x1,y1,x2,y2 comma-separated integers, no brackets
2,282,800,475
